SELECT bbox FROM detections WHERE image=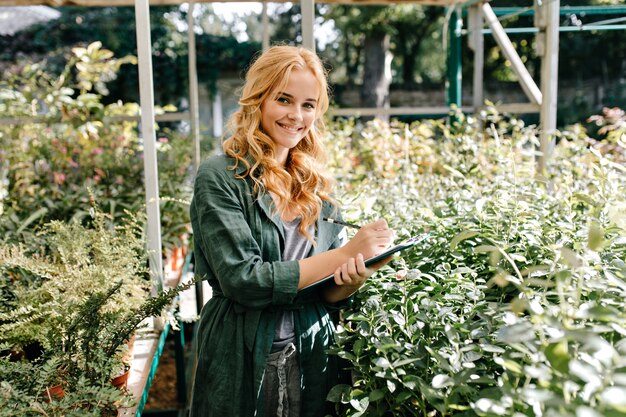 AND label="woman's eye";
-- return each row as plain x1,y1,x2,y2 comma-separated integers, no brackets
304,103,315,110
277,97,289,104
